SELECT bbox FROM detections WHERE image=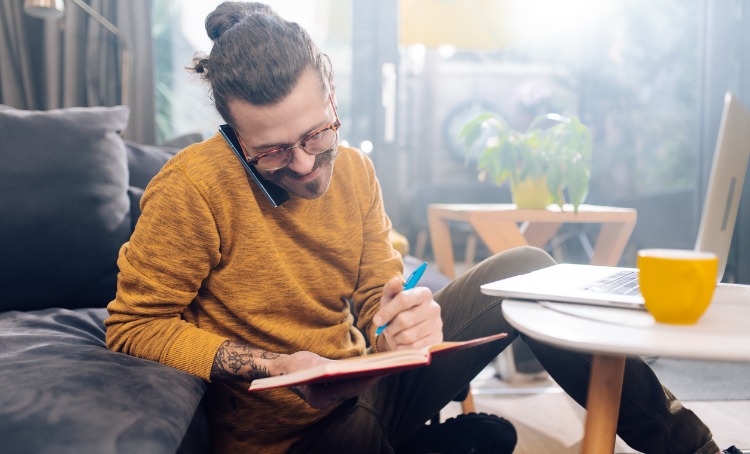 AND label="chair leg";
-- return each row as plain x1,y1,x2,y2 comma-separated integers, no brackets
415,229,428,259
461,385,476,413
464,233,478,268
